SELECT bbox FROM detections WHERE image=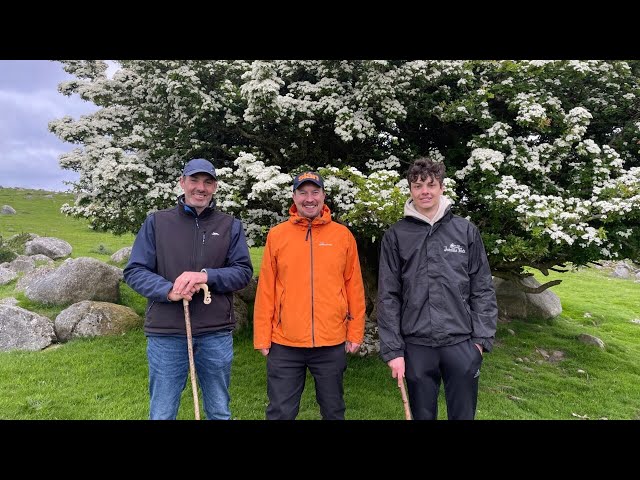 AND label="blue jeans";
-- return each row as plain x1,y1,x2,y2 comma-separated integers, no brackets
147,331,233,420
